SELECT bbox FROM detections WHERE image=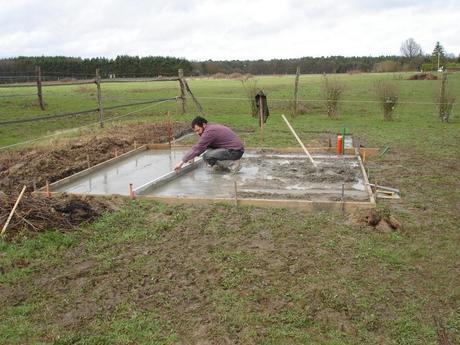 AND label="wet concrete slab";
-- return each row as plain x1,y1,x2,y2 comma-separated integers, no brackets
142,152,369,201
53,149,370,202
53,149,189,195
